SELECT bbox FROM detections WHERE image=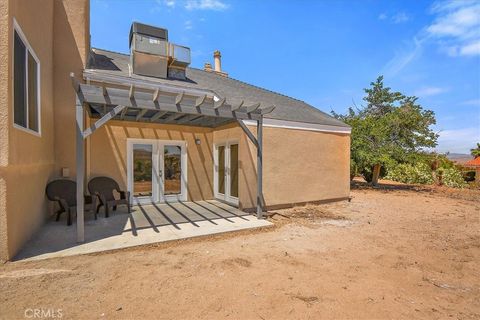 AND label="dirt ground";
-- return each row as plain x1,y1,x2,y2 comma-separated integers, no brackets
1,181,479,319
